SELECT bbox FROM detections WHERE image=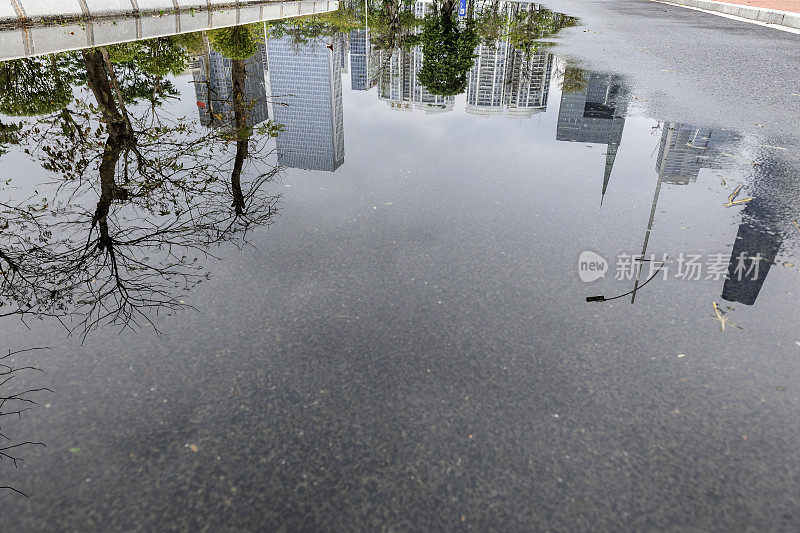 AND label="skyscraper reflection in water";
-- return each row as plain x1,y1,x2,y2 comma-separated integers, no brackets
652,122,780,307
266,36,345,172
377,48,456,113
720,155,792,306
556,70,628,202
465,46,553,118
465,2,554,118
349,29,372,91
655,124,739,185
721,207,782,306
191,44,269,129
